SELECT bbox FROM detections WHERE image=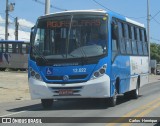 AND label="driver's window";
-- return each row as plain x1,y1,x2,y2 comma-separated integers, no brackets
34,28,45,54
